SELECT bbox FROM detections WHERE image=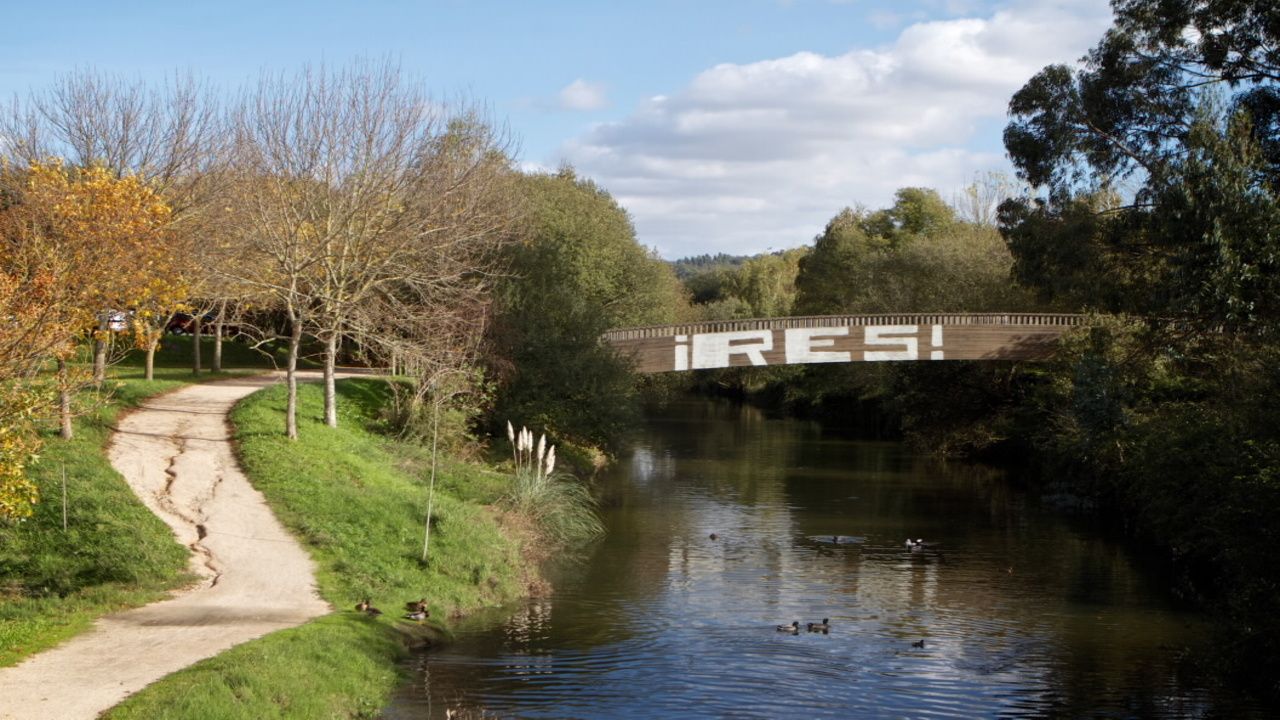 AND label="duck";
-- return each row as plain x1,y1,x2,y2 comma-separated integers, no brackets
911,639,926,648
905,538,927,551
776,621,800,633
806,618,830,633
709,533,719,541
404,598,429,614
355,598,382,616
404,610,429,621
